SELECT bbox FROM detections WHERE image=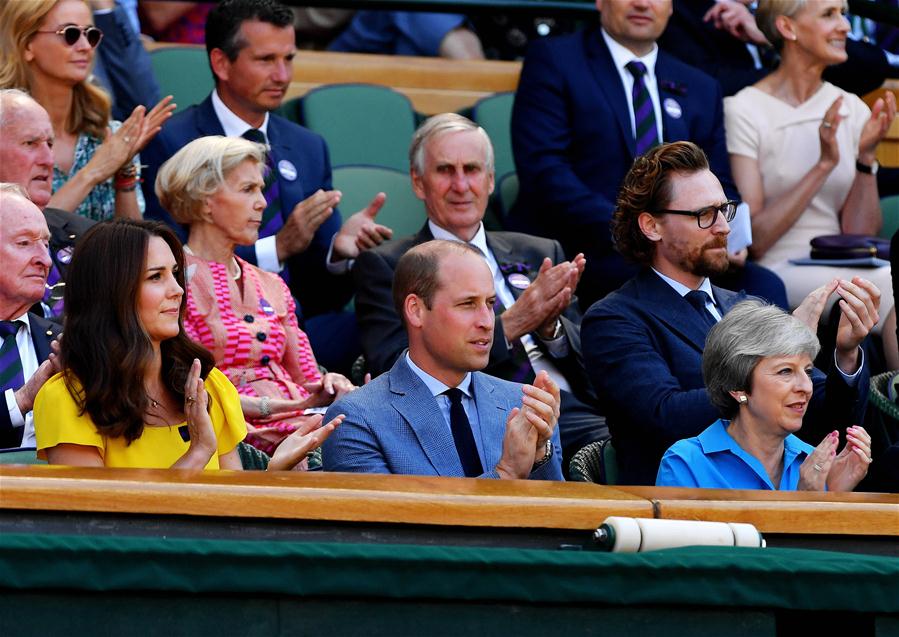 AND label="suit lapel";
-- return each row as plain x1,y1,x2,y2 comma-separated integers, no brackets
585,29,636,157
634,270,709,352
655,54,689,143
29,314,59,363
195,97,226,136
387,356,465,476
471,373,508,471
